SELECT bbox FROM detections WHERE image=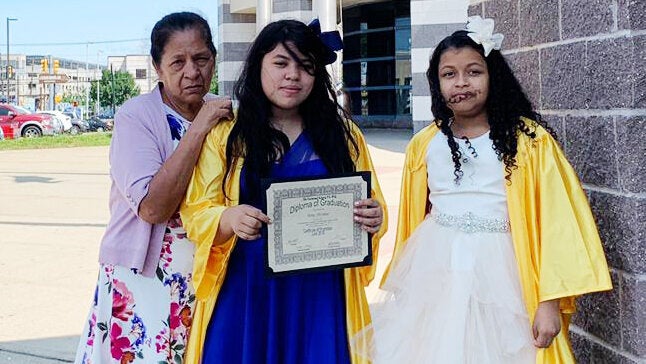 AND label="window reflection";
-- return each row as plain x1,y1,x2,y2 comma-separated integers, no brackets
342,1,411,122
